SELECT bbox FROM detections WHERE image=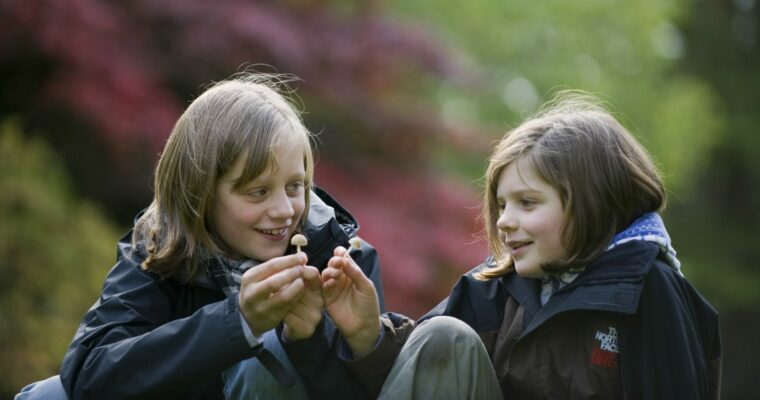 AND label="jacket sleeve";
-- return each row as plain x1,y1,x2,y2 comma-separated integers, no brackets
339,276,471,397
341,312,417,396
620,261,722,400
281,240,387,399
59,239,259,400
